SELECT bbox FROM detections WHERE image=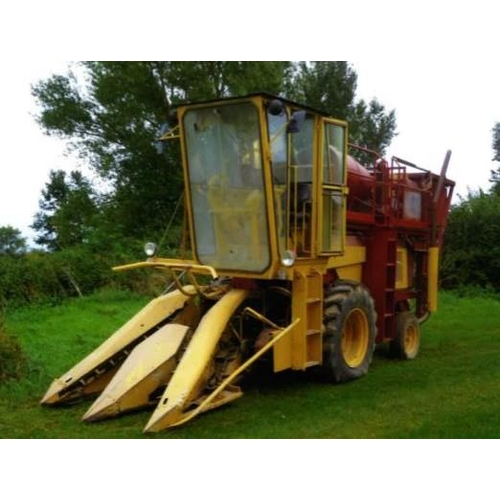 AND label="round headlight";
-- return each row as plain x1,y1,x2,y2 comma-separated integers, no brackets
144,242,158,257
281,250,296,267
